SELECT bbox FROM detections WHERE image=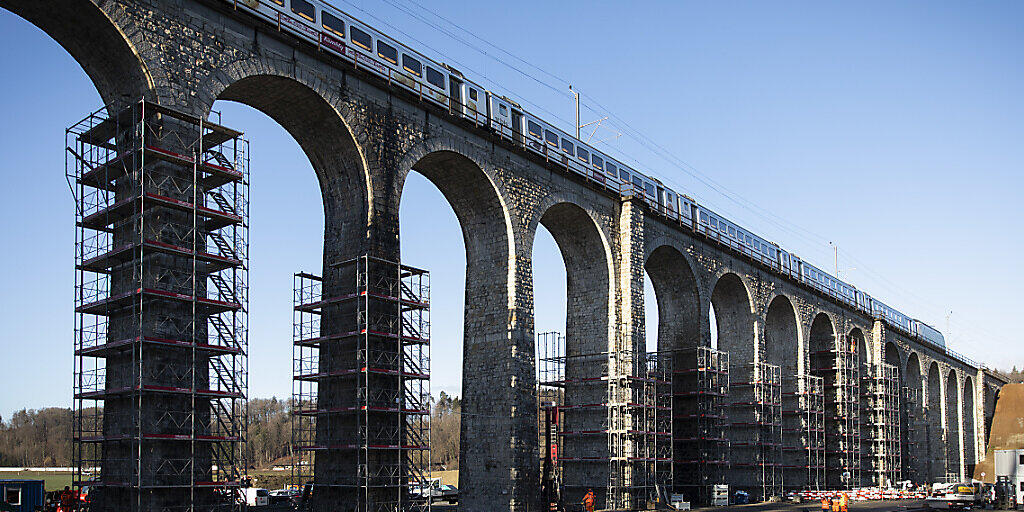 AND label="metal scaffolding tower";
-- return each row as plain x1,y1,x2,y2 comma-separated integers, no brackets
901,386,923,484
812,337,861,489
536,334,671,511
862,362,901,487
783,374,825,491
729,362,783,500
69,100,249,512
671,347,730,505
291,257,431,512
